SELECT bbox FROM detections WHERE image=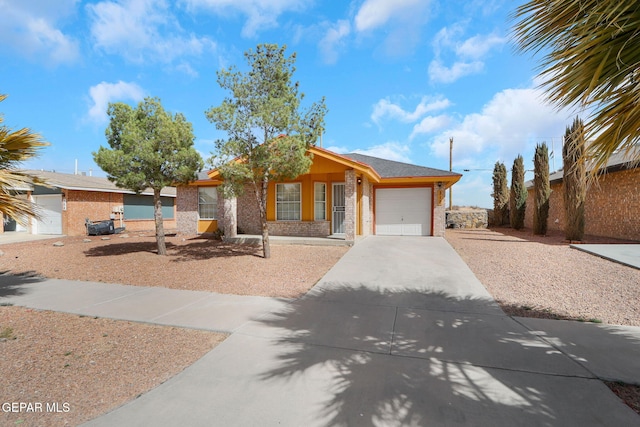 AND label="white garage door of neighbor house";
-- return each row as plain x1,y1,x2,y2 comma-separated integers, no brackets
34,195,63,235
375,188,431,236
